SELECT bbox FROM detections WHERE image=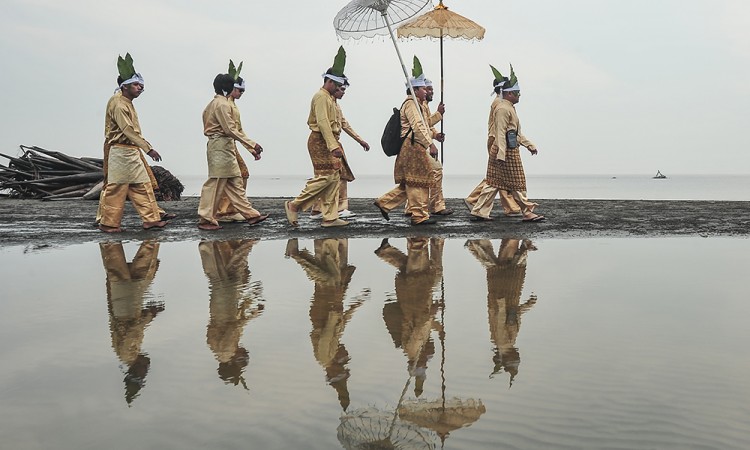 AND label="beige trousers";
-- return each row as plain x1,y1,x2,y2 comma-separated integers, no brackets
378,183,430,223
312,179,348,213
215,176,249,221
197,177,261,226
472,184,536,219
466,179,522,216
99,182,161,227
291,172,341,221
